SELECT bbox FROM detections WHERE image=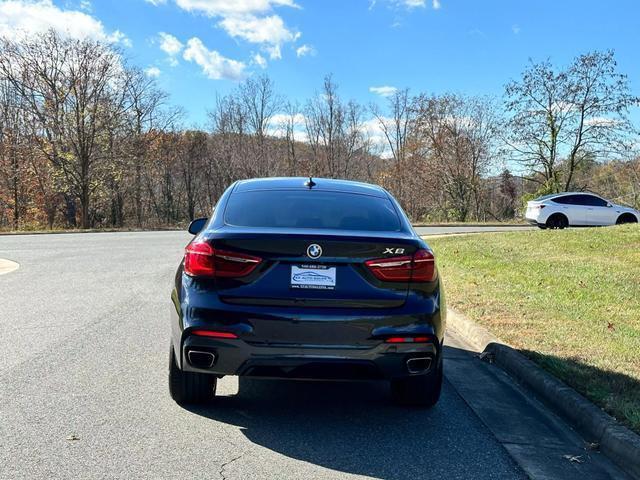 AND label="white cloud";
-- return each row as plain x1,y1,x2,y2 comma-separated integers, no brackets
585,117,620,127
384,0,441,9
158,32,183,56
182,37,245,80
253,53,267,68
155,0,299,60
0,0,130,45
369,85,398,97
296,44,315,57
395,0,425,8
218,14,298,58
174,0,298,17
271,112,305,126
145,66,162,78
145,0,167,5
264,44,282,60
157,32,183,66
